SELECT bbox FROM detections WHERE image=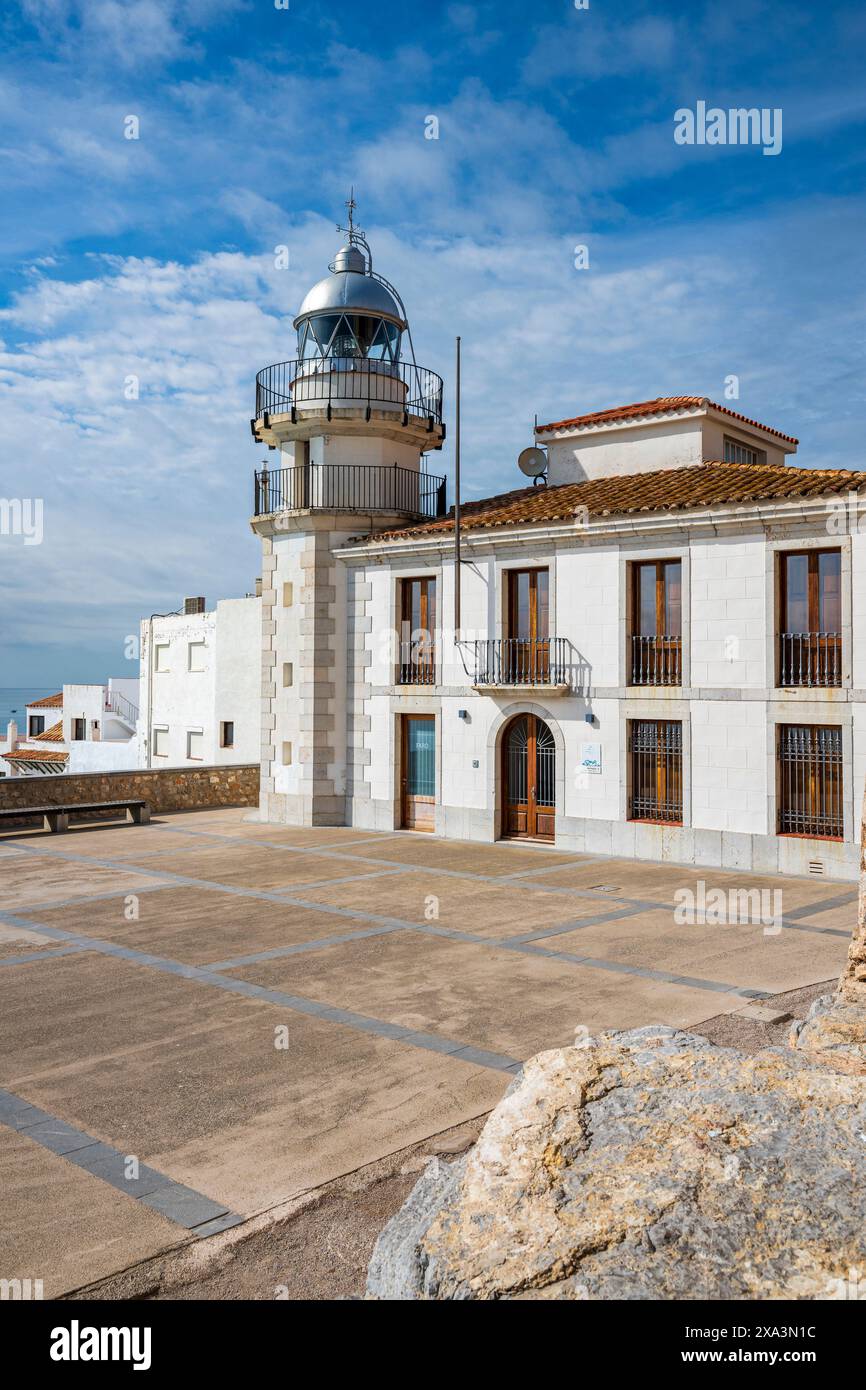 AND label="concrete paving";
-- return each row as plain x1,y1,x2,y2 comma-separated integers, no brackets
0,807,854,1295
